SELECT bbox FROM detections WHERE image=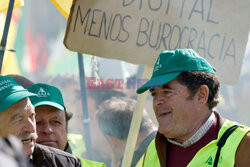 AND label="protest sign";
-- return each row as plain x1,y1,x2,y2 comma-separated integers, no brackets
64,0,250,84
